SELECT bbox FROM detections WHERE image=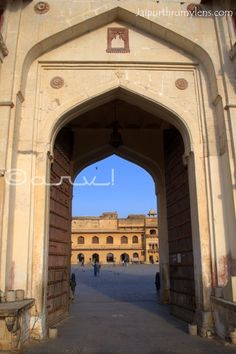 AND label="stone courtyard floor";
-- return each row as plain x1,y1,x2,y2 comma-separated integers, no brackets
22,264,236,354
